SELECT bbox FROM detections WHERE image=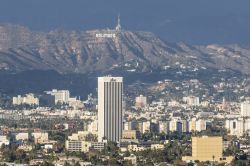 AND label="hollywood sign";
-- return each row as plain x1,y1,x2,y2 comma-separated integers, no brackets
96,33,116,38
